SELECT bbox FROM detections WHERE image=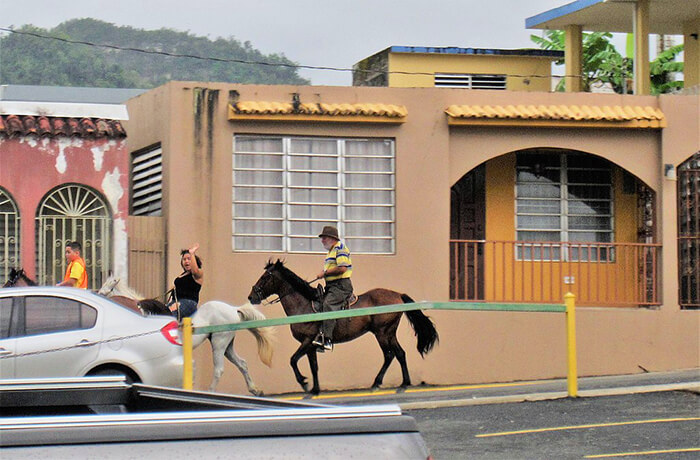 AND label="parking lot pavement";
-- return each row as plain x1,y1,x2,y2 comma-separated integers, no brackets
277,368,700,409
408,390,700,459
